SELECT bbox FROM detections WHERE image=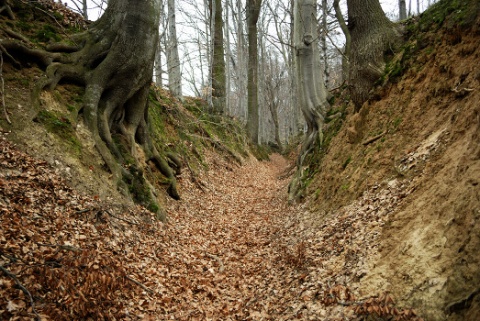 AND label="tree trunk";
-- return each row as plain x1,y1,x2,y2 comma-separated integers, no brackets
347,0,401,111
236,0,247,122
210,0,226,114
154,40,163,87
399,0,407,20
35,0,180,218
333,0,350,83
246,0,262,144
289,0,328,200
167,0,182,98
321,0,329,87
